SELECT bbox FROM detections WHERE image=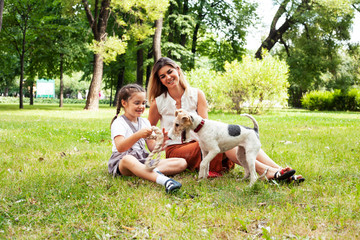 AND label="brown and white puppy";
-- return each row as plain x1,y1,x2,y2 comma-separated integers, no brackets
168,109,261,186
